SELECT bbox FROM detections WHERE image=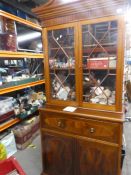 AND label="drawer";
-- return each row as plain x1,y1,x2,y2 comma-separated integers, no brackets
40,112,121,144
